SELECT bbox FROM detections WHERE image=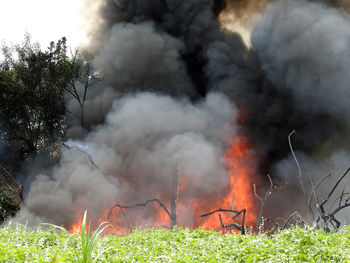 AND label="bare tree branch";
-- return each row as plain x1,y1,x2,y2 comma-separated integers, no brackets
320,167,350,207
307,167,350,232
254,174,287,233
218,213,246,234
120,208,133,234
108,199,171,222
0,164,23,201
170,159,179,227
307,172,332,221
200,208,245,219
282,211,306,230
62,142,103,173
200,208,246,234
107,161,180,231
288,130,306,199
